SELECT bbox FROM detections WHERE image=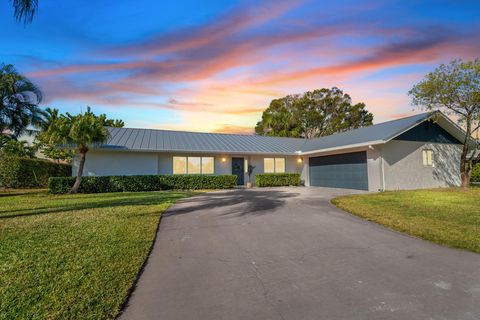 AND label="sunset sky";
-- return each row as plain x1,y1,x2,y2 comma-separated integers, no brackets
1,0,479,134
